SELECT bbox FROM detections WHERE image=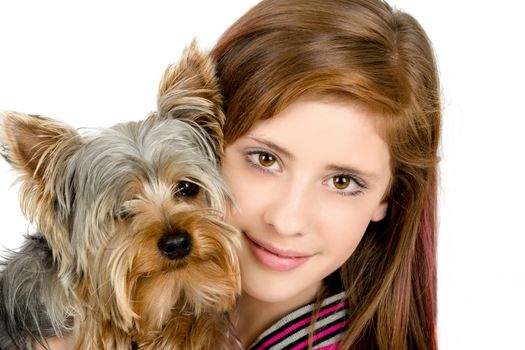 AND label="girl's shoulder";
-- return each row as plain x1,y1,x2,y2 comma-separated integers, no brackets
249,291,349,350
